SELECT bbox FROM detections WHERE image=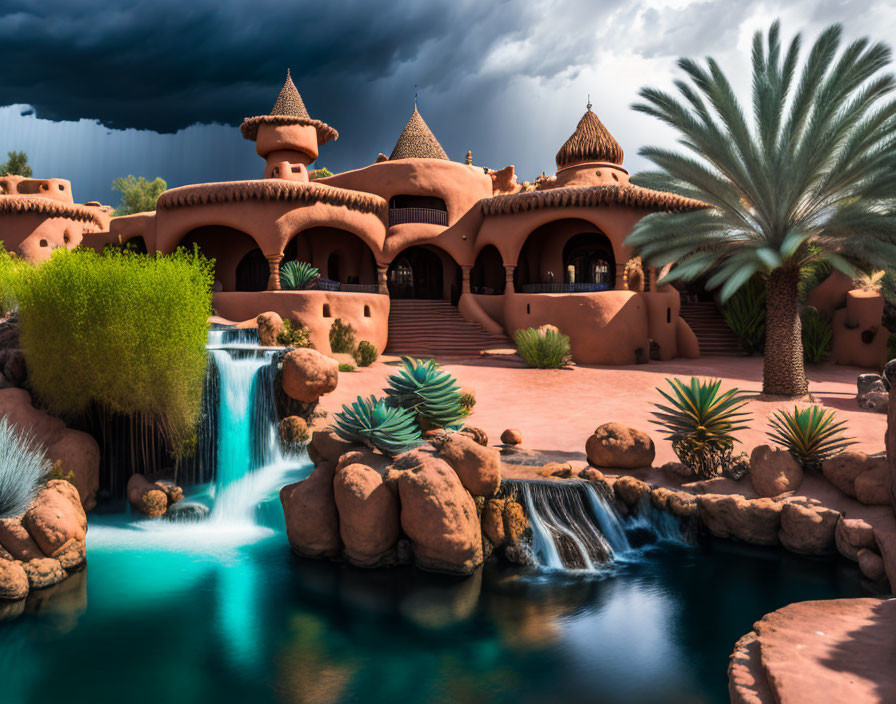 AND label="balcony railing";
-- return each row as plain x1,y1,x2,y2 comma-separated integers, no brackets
521,282,610,294
388,207,449,227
